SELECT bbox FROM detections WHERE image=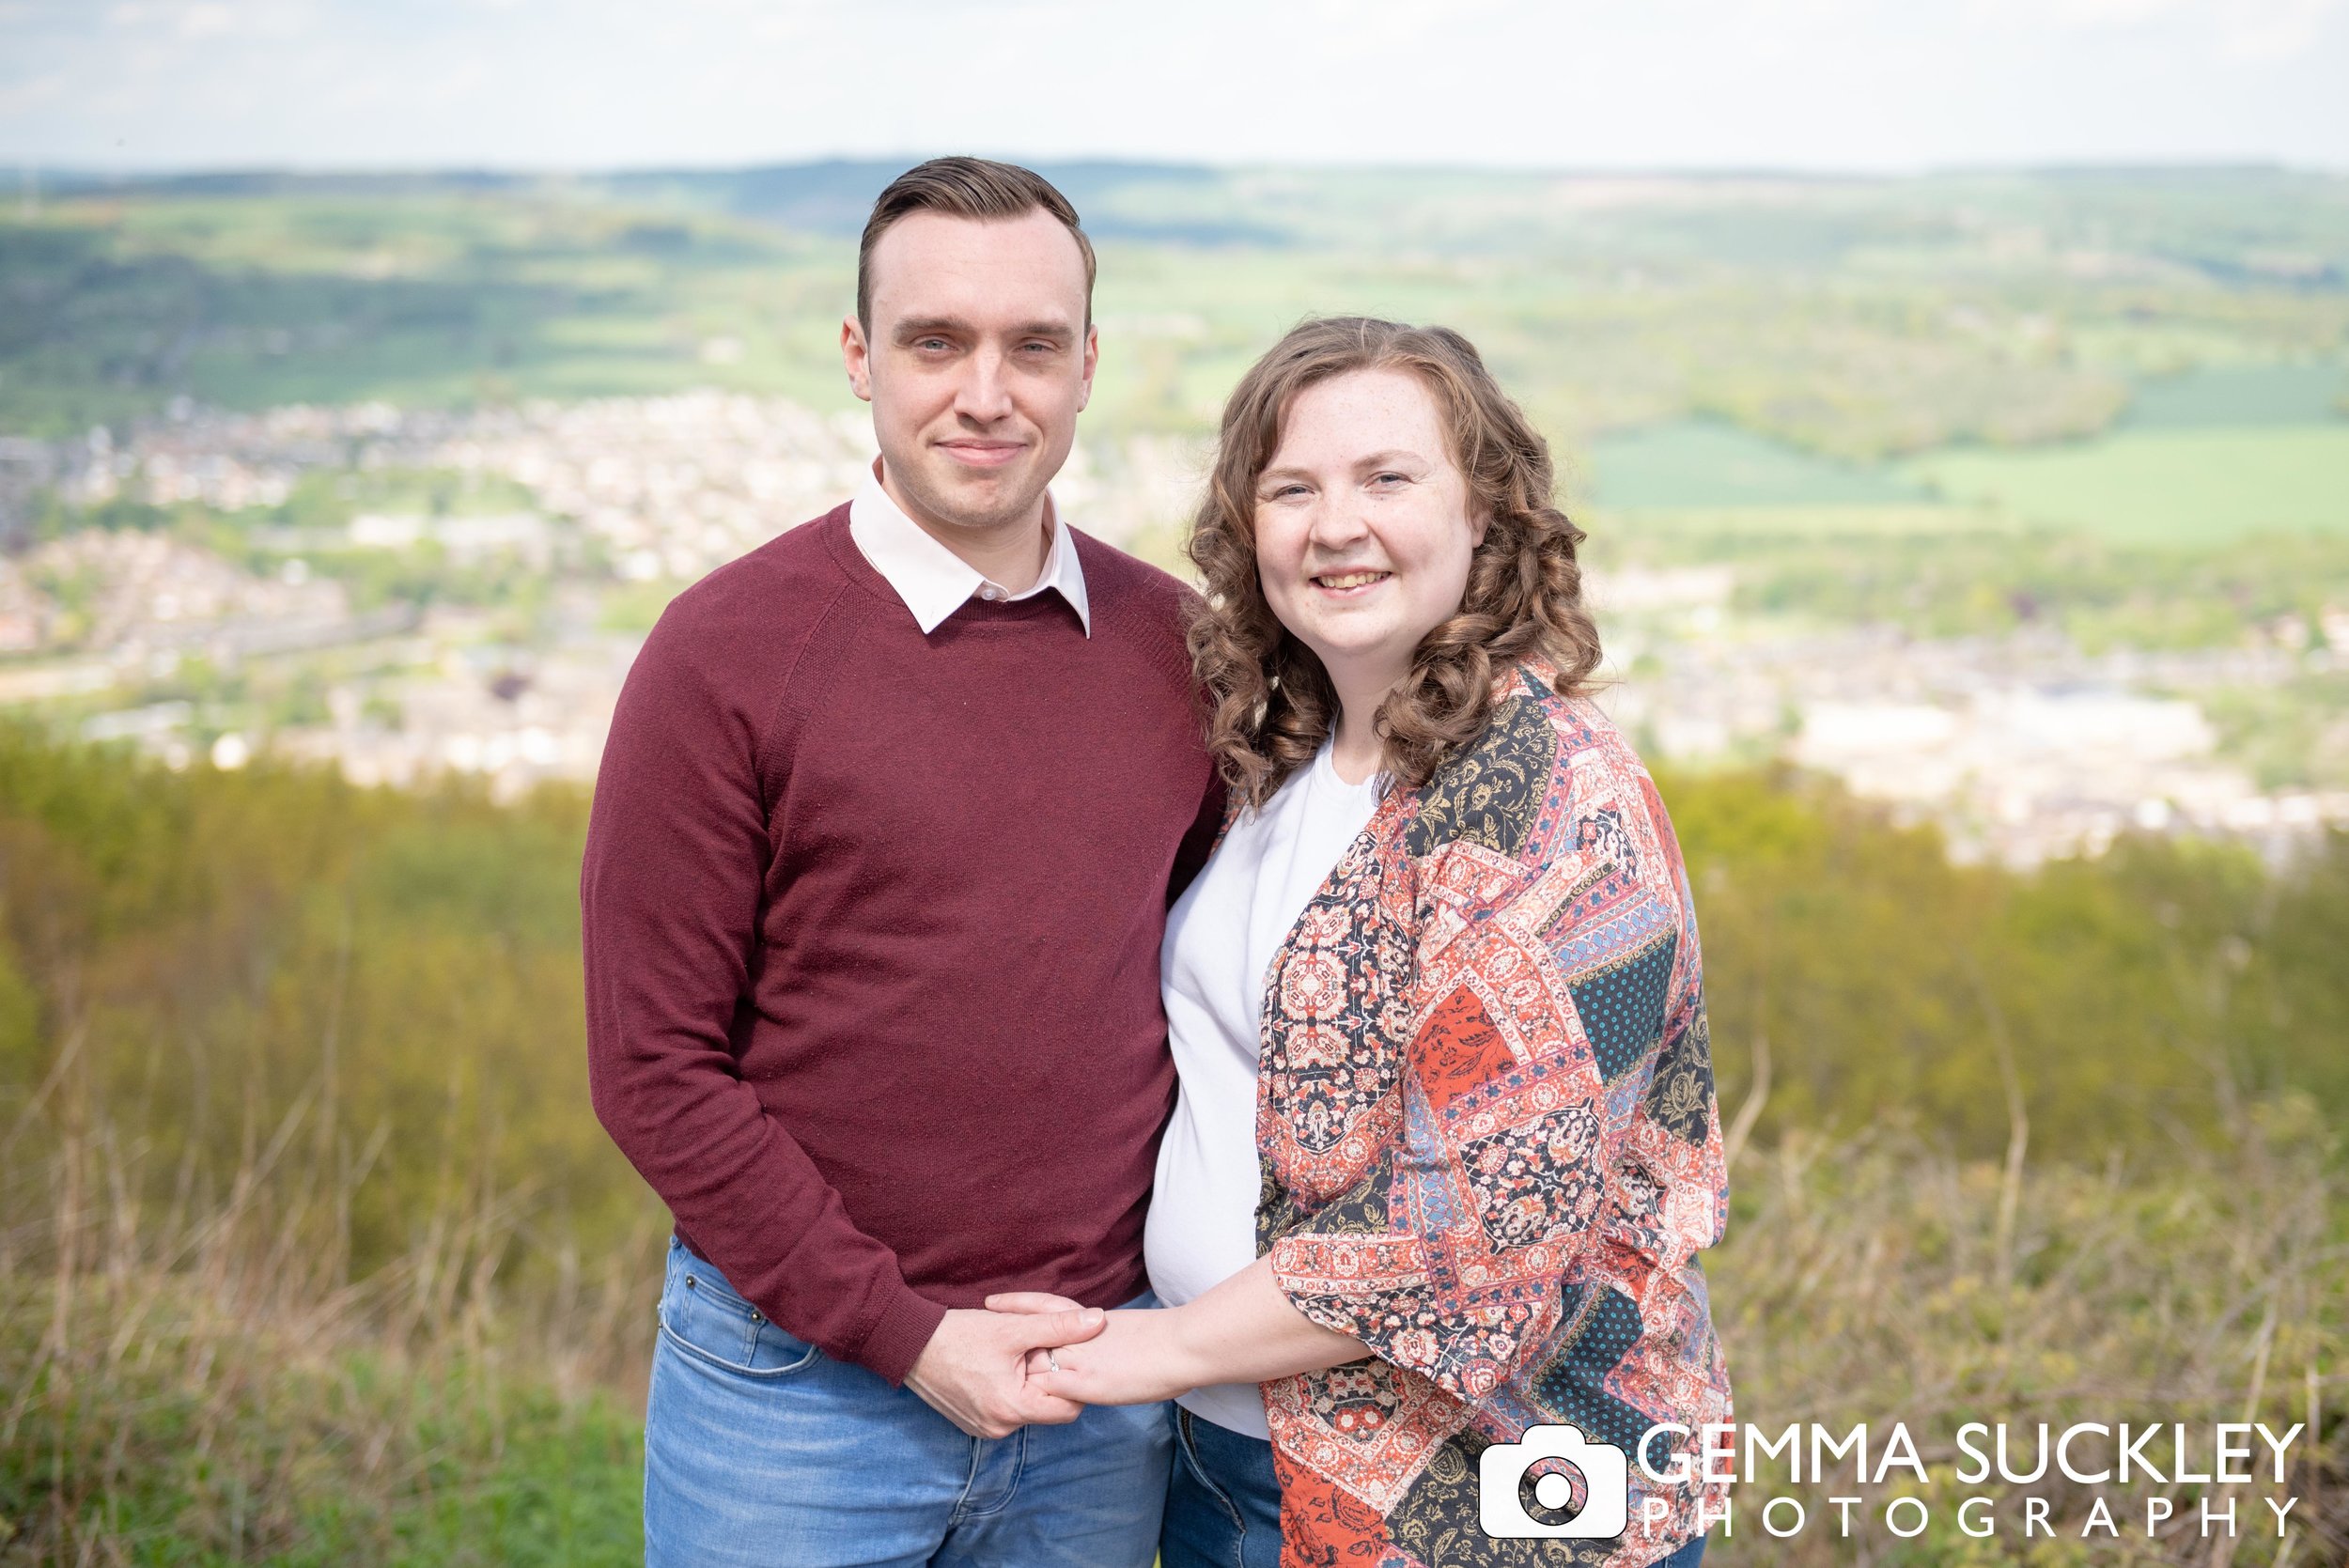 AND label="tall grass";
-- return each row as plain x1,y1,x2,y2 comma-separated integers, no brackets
1,732,2343,1562
1709,1090,2347,1565
1,1048,664,1564
5,1047,2341,1562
